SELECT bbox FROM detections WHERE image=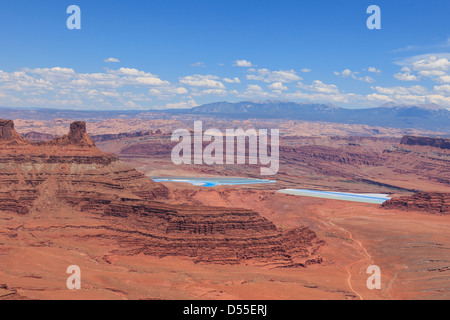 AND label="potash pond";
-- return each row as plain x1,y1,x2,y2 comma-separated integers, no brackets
277,189,391,204
151,177,277,187
151,177,391,204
